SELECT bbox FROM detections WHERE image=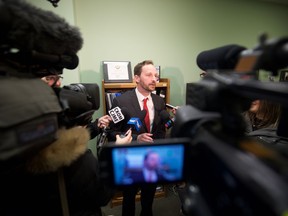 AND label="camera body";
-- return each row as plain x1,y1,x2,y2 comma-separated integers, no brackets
57,83,100,128
0,78,100,162
0,78,61,162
